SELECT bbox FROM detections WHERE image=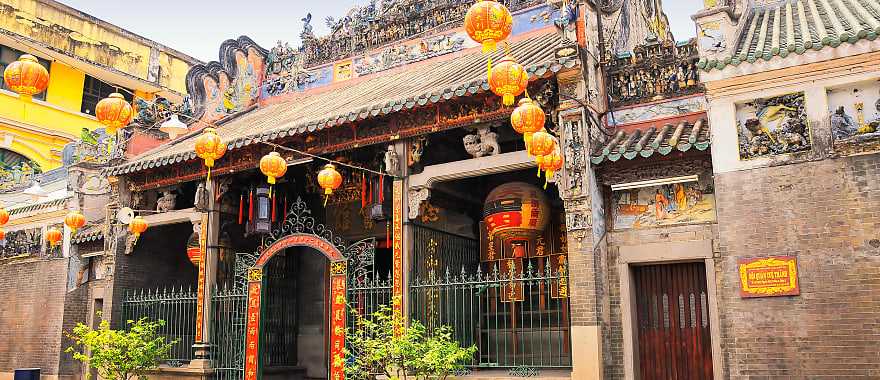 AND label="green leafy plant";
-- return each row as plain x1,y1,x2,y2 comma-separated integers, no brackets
346,303,477,380
66,317,177,380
